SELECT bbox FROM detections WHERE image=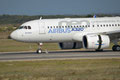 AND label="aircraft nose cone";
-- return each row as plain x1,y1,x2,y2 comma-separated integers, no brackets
10,31,18,40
